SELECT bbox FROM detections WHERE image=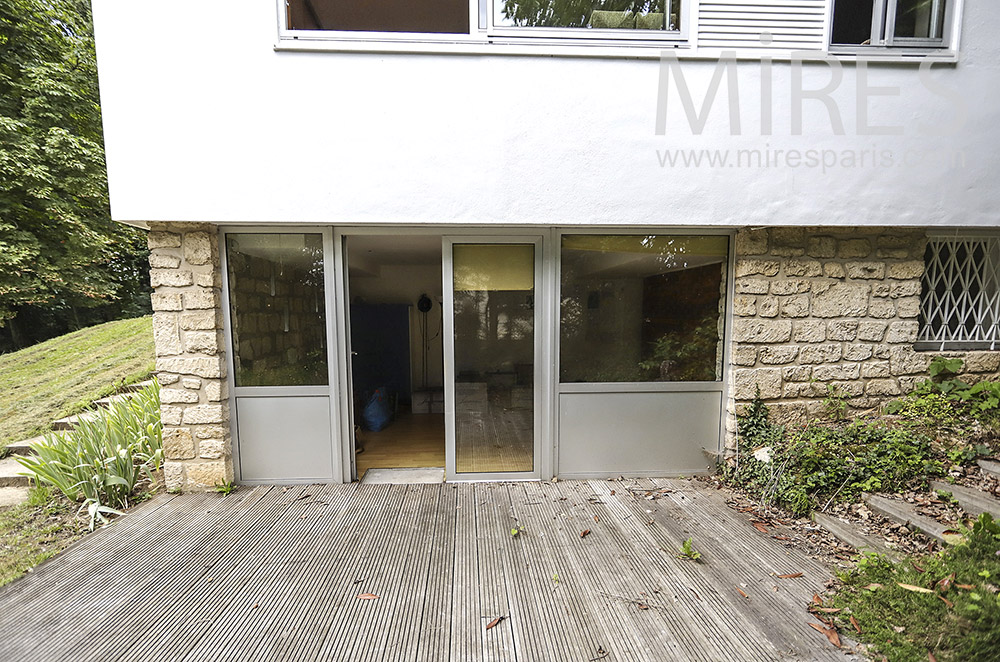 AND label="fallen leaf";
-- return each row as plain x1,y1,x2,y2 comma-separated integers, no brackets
736,587,749,600
357,593,379,600
778,573,804,579
928,651,938,662
486,616,505,630
637,603,649,611
956,583,975,590
893,626,906,633
812,607,842,614
936,574,955,593
593,515,599,523
752,522,770,534
850,615,861,634
773,535,792,541
581,529,591,538
898,583,934,594
937,594,954,608
812,594,823,606
911,562,926,573
610,490,615,496
808,623,841,648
